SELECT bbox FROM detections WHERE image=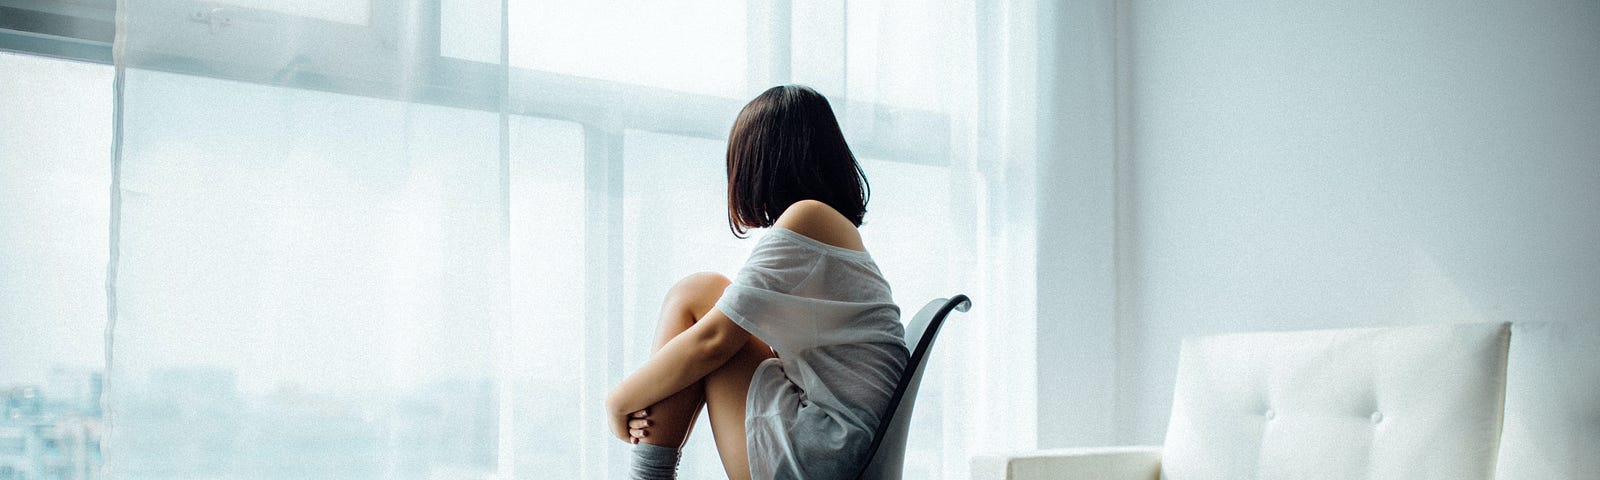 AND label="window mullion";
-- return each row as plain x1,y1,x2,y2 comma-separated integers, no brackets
580,123,626,480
